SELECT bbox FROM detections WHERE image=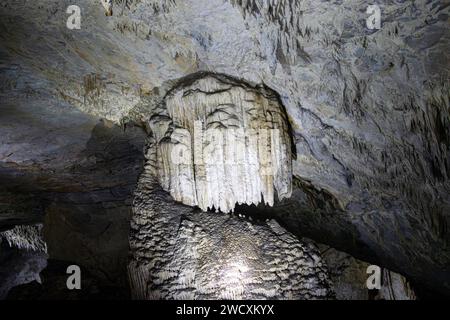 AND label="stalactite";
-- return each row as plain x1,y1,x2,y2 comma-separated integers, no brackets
147,73,294,213
0,224,47,253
